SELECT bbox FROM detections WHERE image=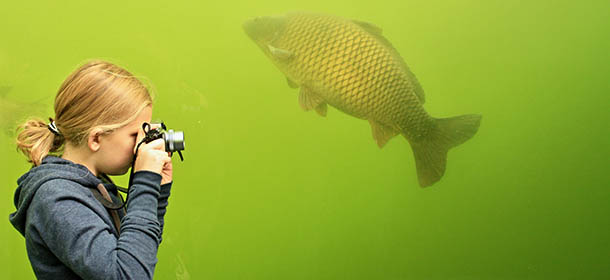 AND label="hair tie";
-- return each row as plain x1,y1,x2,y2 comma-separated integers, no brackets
47,118,61,136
